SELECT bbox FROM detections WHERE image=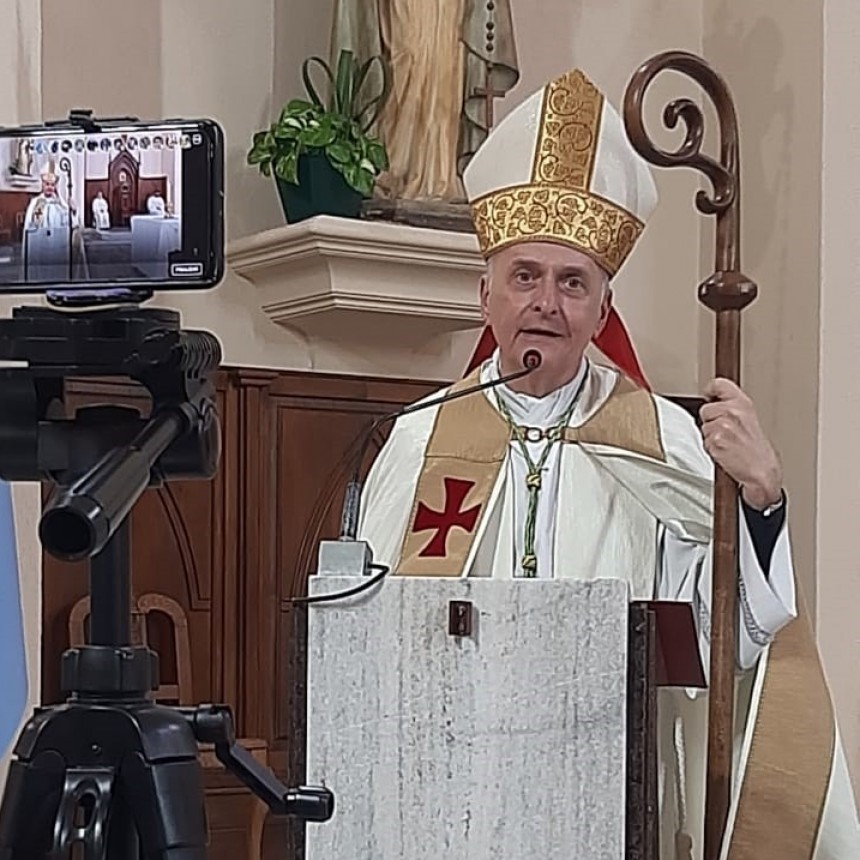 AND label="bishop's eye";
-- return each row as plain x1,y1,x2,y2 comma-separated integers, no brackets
513,269,536,285
561,275,586,293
